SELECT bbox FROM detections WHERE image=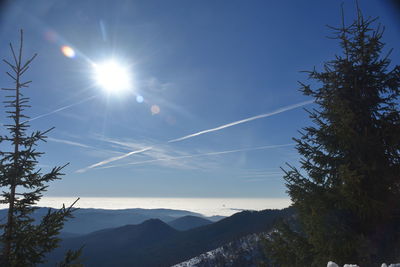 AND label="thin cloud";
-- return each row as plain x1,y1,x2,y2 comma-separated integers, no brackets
25,95,97,123
100,143,295,169
77,100,311,172
168,100,313,143
76,137,161,173
98,137,197,170
47,137,93,149
96,137,148,151
76,146,152,173
146,77,173,92
47,137,123,158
